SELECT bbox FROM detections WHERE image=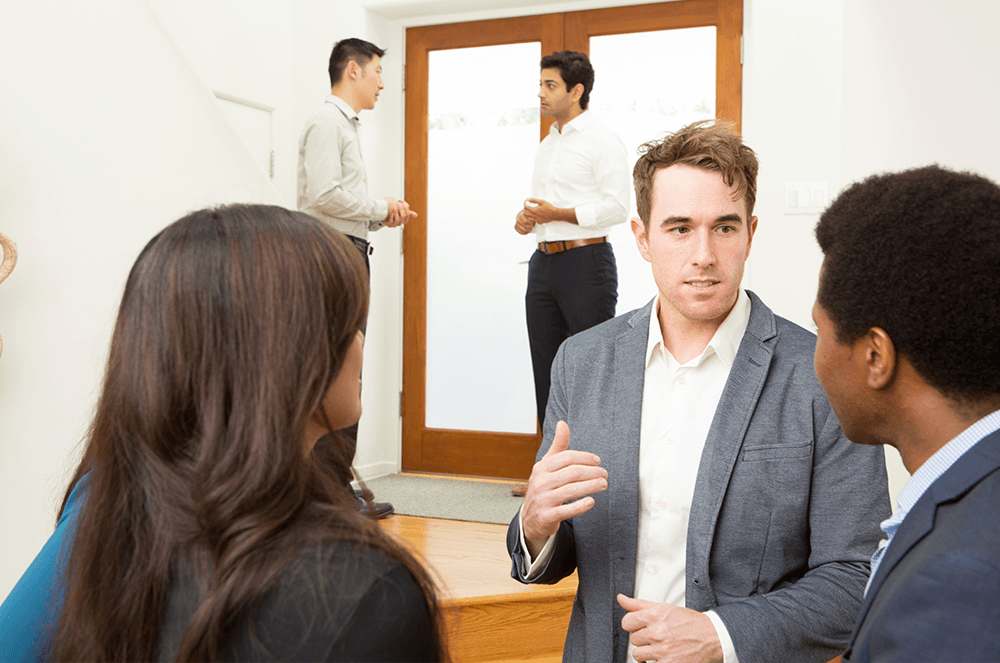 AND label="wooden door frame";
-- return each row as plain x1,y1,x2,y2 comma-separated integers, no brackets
402,0,742,478
564,0,743,128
